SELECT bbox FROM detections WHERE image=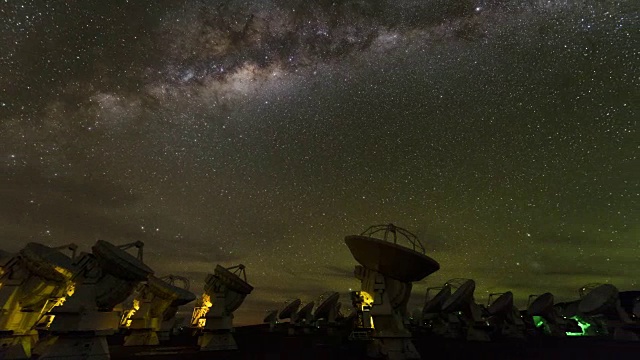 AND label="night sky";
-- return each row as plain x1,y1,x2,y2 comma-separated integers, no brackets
1,0,638,325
